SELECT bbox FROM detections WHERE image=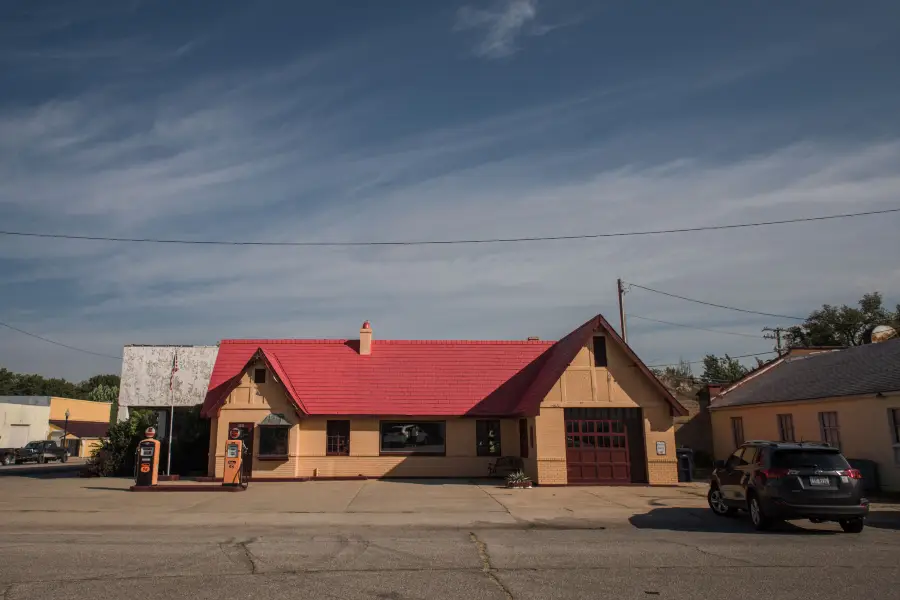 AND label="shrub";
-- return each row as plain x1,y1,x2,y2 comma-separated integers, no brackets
84,410,157,477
